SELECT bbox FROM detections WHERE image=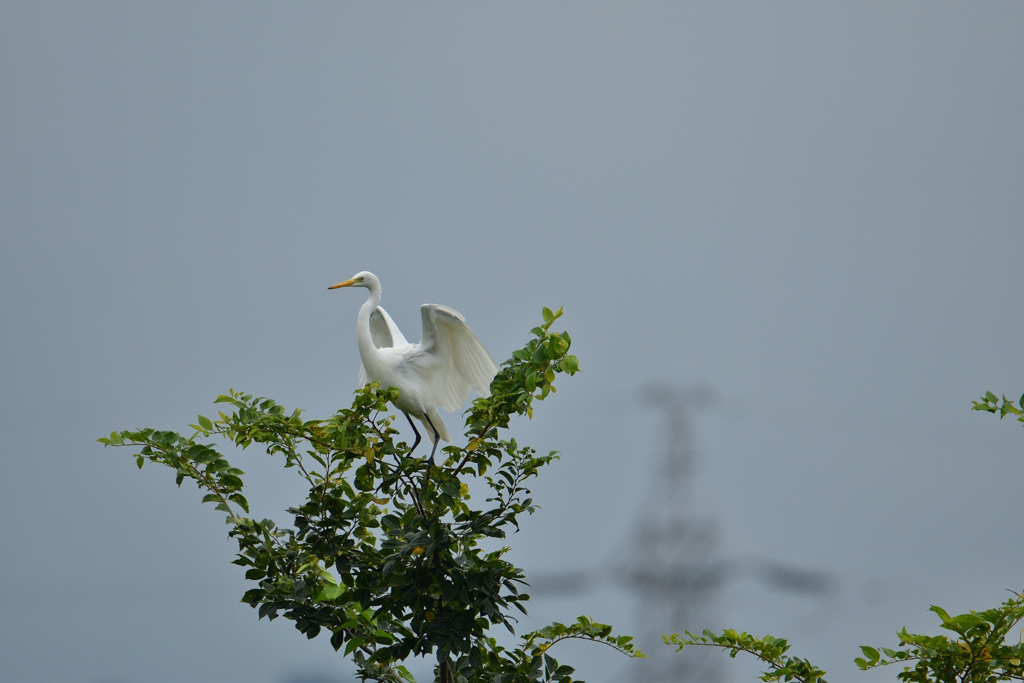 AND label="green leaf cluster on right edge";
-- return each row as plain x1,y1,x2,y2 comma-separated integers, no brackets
973,392,1024,425
100,307,641,683
663,391,1024,683
855,596,1024,683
